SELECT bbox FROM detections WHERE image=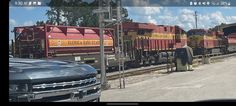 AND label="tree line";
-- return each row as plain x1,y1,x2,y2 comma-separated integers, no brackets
36,0,132,27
